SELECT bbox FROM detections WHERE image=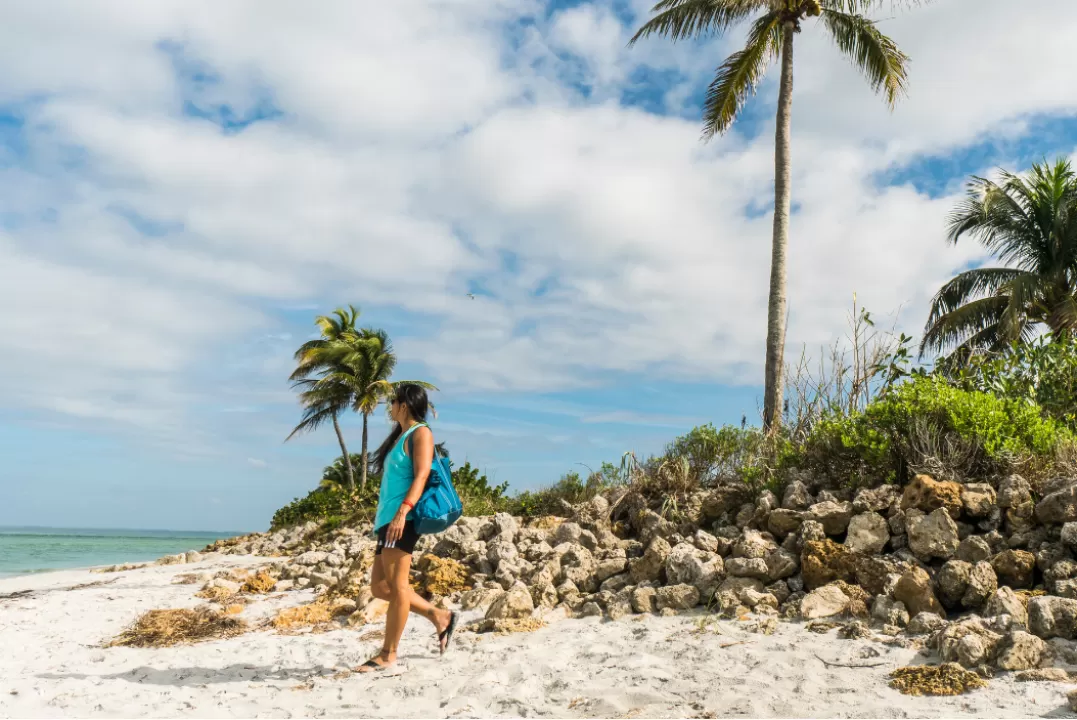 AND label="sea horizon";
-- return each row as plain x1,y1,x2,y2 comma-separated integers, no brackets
0,526,249,579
